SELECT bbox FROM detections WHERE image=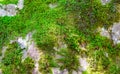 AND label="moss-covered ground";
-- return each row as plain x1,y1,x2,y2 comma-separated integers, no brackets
0,0,120,74
0,0,18,4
